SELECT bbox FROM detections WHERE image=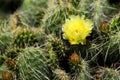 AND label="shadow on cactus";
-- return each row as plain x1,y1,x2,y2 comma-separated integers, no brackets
6,48,23,59
47,35,70,72
102,32,120,66
88,31,120,67
0,55,6,66
89,13,120,67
